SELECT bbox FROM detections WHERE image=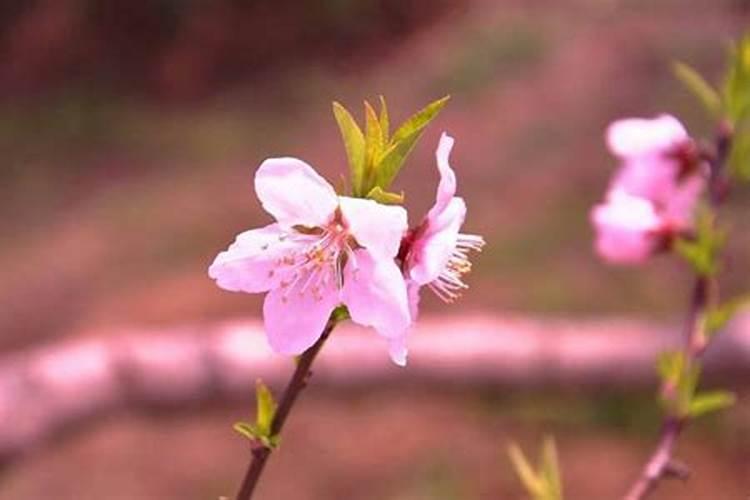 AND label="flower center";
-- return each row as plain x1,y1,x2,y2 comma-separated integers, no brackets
275,219,356,302
428,233,485,303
